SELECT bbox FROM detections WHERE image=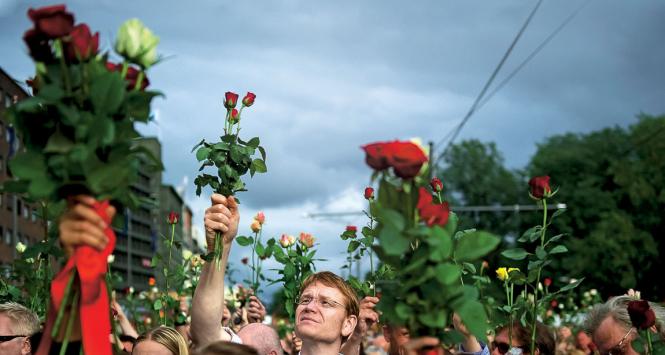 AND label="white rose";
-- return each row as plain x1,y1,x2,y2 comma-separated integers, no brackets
107,254,115,264
15,242,27,253
182,249,193,261
590,289,597,296
183,280,192,289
